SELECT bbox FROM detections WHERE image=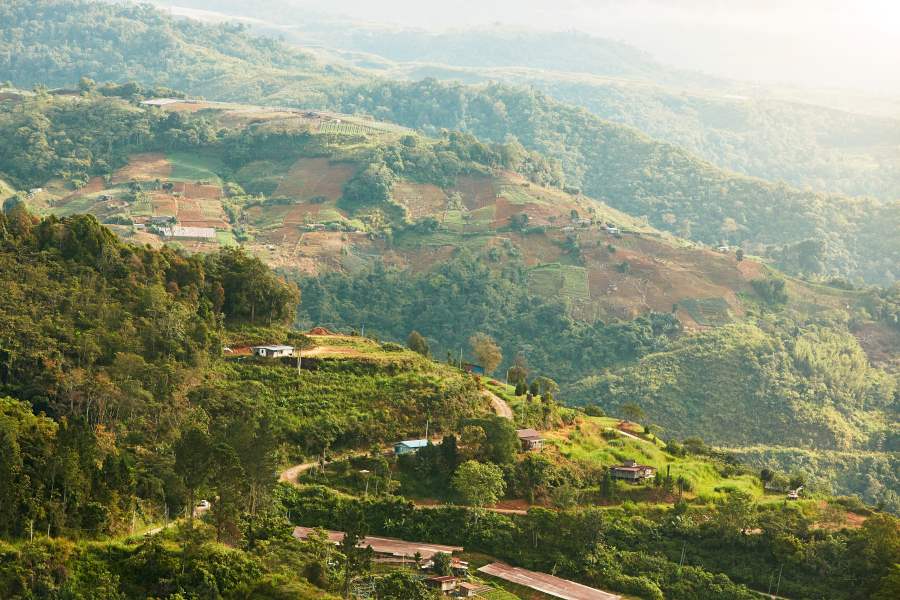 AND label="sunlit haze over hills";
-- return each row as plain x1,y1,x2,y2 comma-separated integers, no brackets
165,0,900,94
